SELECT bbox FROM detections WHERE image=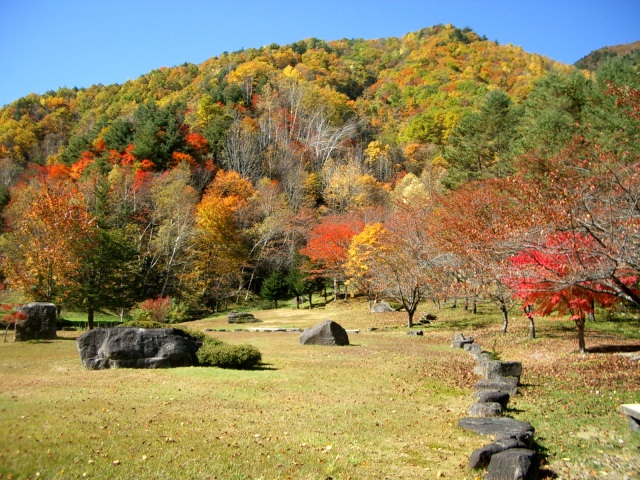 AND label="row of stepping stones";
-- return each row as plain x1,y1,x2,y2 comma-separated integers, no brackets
452,333,540,480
